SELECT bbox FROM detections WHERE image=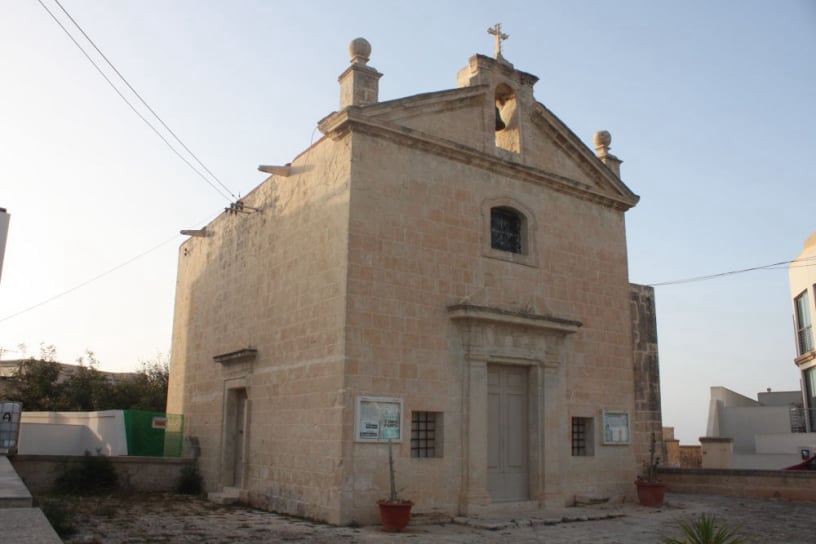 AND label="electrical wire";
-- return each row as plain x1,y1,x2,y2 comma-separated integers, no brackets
648,255,816,287
36,0,236,203
0,233,181,324
50,0,237,201
0,208,220,325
